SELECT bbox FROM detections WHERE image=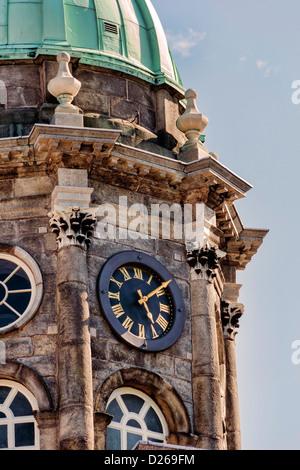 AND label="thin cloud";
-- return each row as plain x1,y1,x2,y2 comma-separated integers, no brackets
257,59,268,70
166,28,206,58
256,59,281,78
